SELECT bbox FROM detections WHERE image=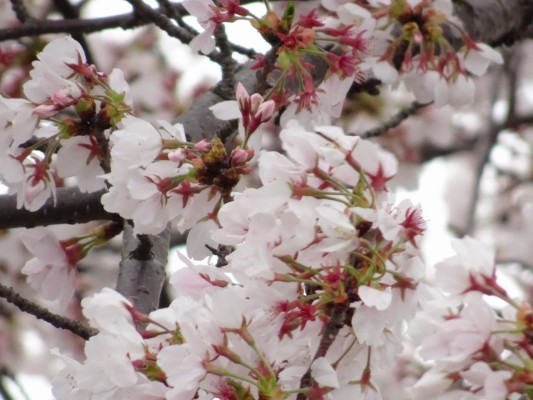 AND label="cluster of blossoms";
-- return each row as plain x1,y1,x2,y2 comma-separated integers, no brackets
186,0,503,117
1,0,524,398
0,36,131,210
102,80,275,238
324,0,504,106
1,0,505,214
20,222,123,310
409,237,533,399
52,115,427,399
